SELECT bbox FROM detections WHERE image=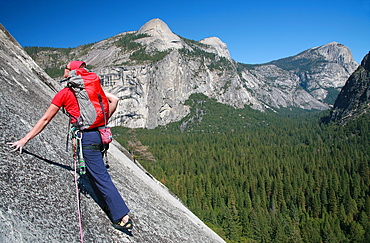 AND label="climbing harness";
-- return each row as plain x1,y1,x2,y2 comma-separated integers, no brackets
71,127,85,243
